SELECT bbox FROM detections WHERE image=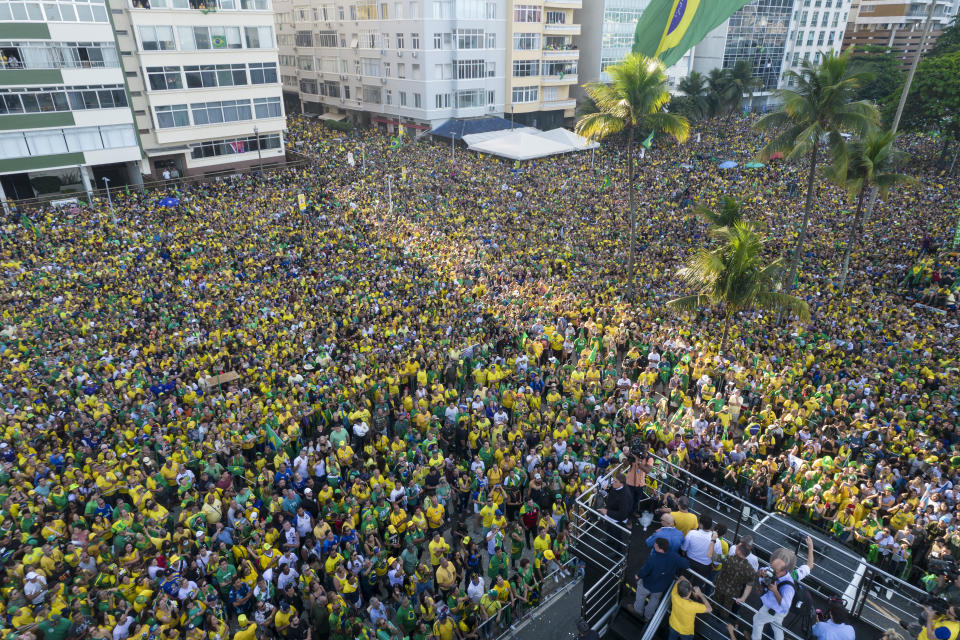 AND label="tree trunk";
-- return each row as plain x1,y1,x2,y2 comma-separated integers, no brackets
626,127,637,300
785,140,819,293
839,188,866,293
720,309,732,355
